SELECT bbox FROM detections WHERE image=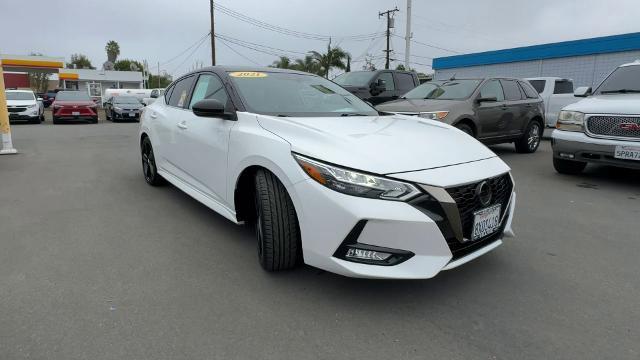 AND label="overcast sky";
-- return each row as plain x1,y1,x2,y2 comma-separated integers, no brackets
1,0,639,78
